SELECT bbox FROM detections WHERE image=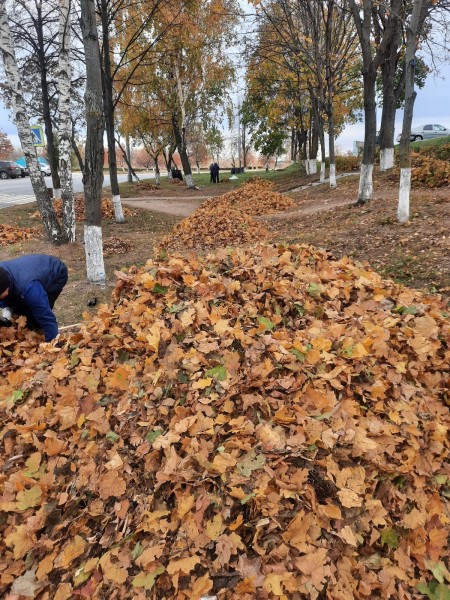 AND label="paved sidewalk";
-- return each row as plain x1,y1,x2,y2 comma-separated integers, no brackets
289,172,356,193
0,194,36,210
